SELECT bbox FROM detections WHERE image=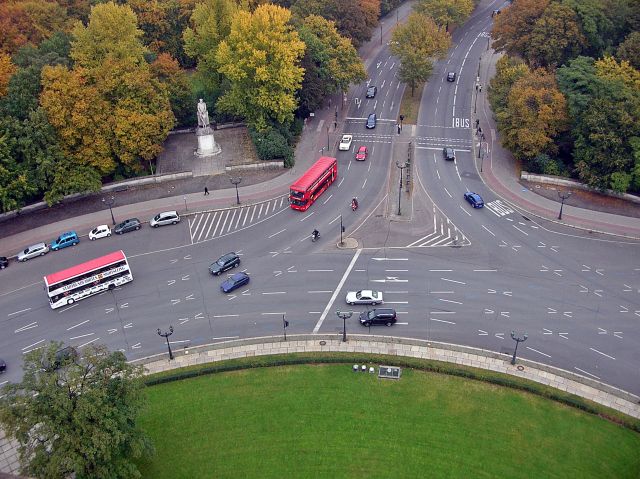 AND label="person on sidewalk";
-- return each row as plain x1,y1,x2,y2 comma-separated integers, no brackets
204,187,209,195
